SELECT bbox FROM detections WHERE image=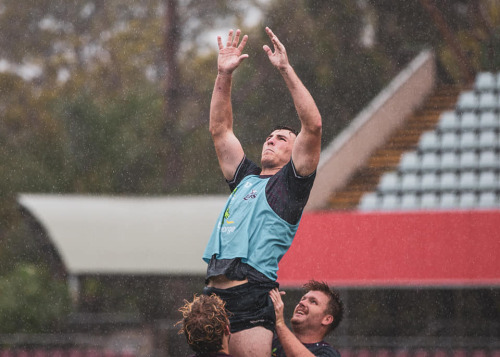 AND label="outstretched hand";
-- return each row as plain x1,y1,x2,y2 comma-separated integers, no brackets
269,288,287,327
263,27,290,70
217,29,249,75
